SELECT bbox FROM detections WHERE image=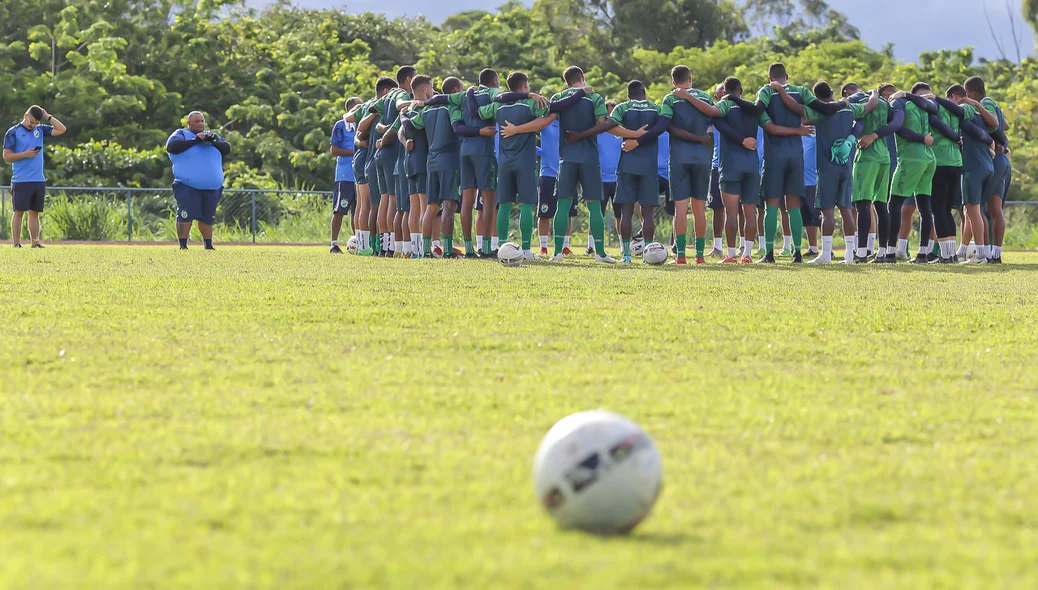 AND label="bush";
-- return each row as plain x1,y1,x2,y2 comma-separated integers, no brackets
44,197,125,241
